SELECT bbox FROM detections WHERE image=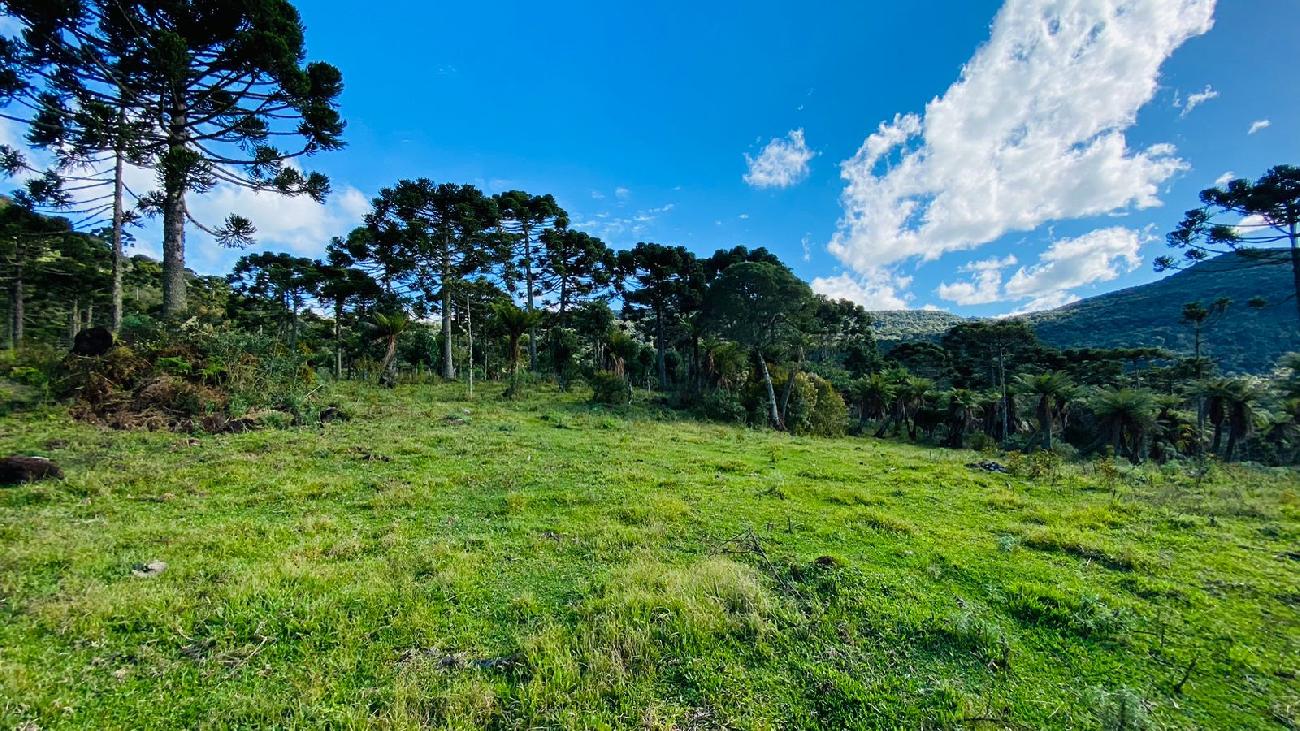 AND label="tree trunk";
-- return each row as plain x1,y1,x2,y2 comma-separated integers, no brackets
10,236,22,349
655,312,667,389
380,336,398,387
466,296,473,398
524,223,537,372
779,344,804,424
161,99,189,319
1210,421,1224,455
111,120,125,334
333,300,343,380
507,335,521,398
1194,325,1205,454
441,279,455,380
998,349,1009,443
1289,222,1299,323
757,352,783,430
68,298,80,341
1040,398,1053,450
